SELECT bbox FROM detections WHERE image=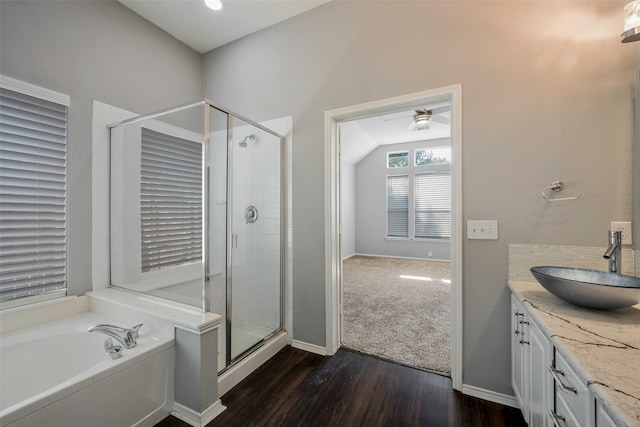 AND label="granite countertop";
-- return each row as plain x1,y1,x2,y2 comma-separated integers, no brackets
508,280,640,427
